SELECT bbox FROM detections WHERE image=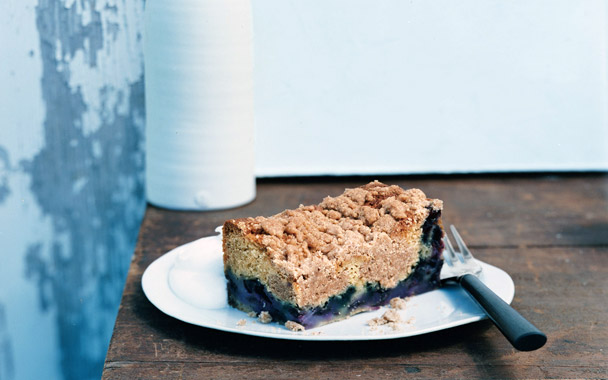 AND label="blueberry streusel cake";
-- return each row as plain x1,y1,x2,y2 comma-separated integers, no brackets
222,181,444,329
